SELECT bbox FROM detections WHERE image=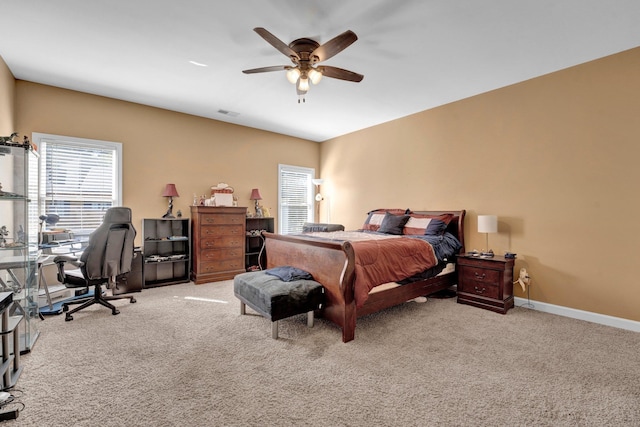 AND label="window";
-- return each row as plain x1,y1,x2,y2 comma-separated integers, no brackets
33,133,122,240
278,164,314,234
